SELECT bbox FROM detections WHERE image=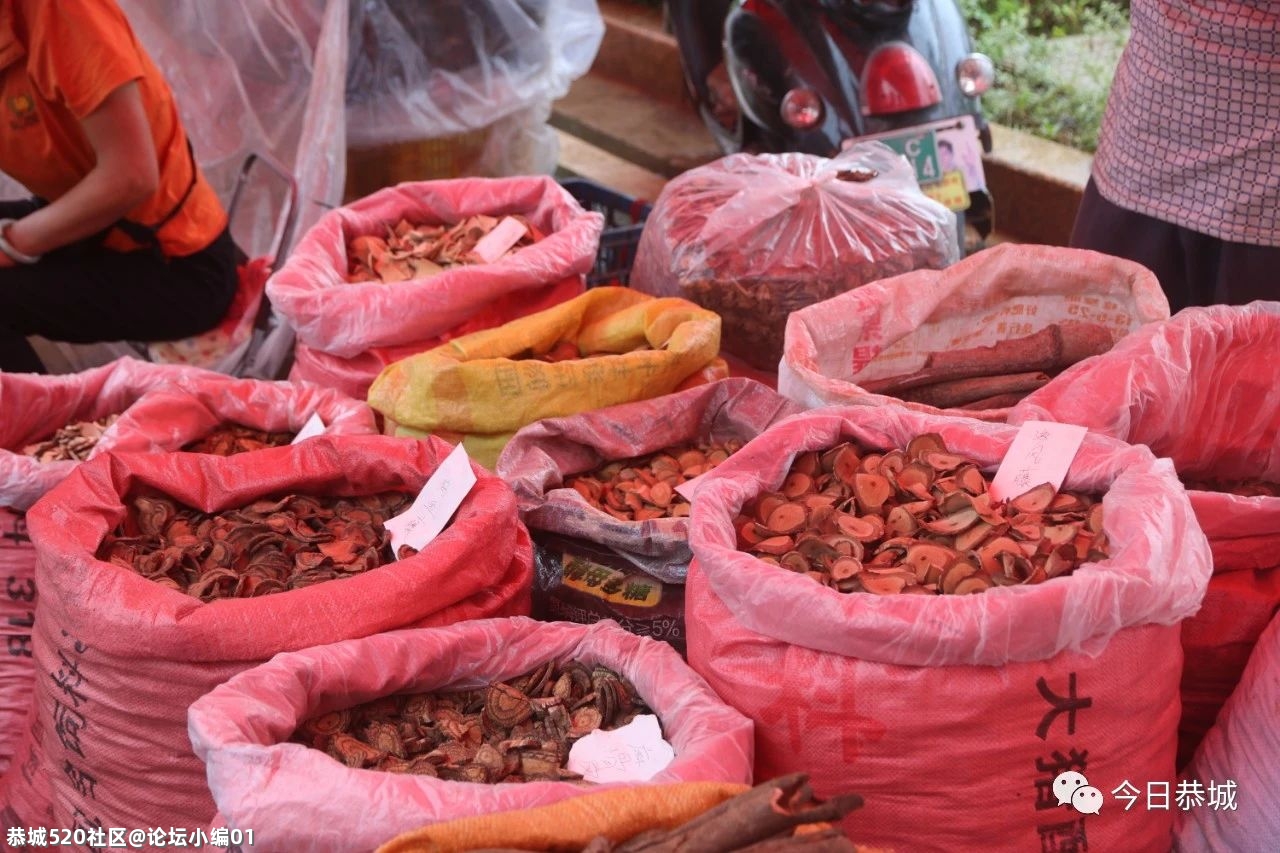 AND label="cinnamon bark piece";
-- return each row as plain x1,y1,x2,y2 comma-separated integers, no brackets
861,322,1114,395
896,371,1051,408
615,774,863,853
